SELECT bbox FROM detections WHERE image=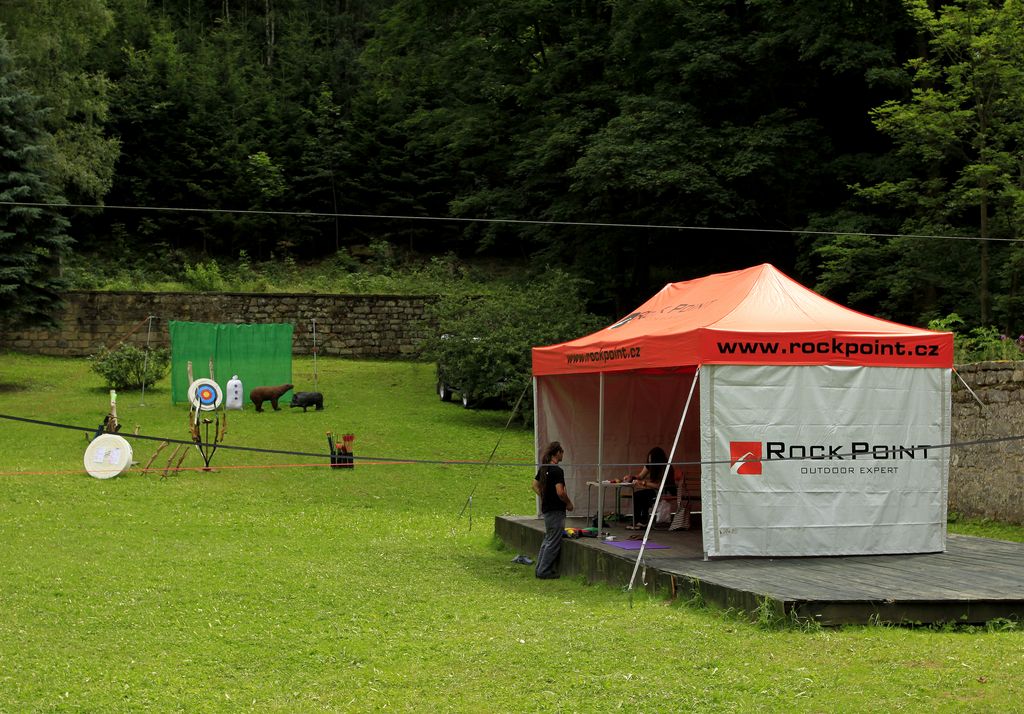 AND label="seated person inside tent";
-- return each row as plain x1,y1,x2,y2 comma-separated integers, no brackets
618,446,675,528
624,446,676,530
